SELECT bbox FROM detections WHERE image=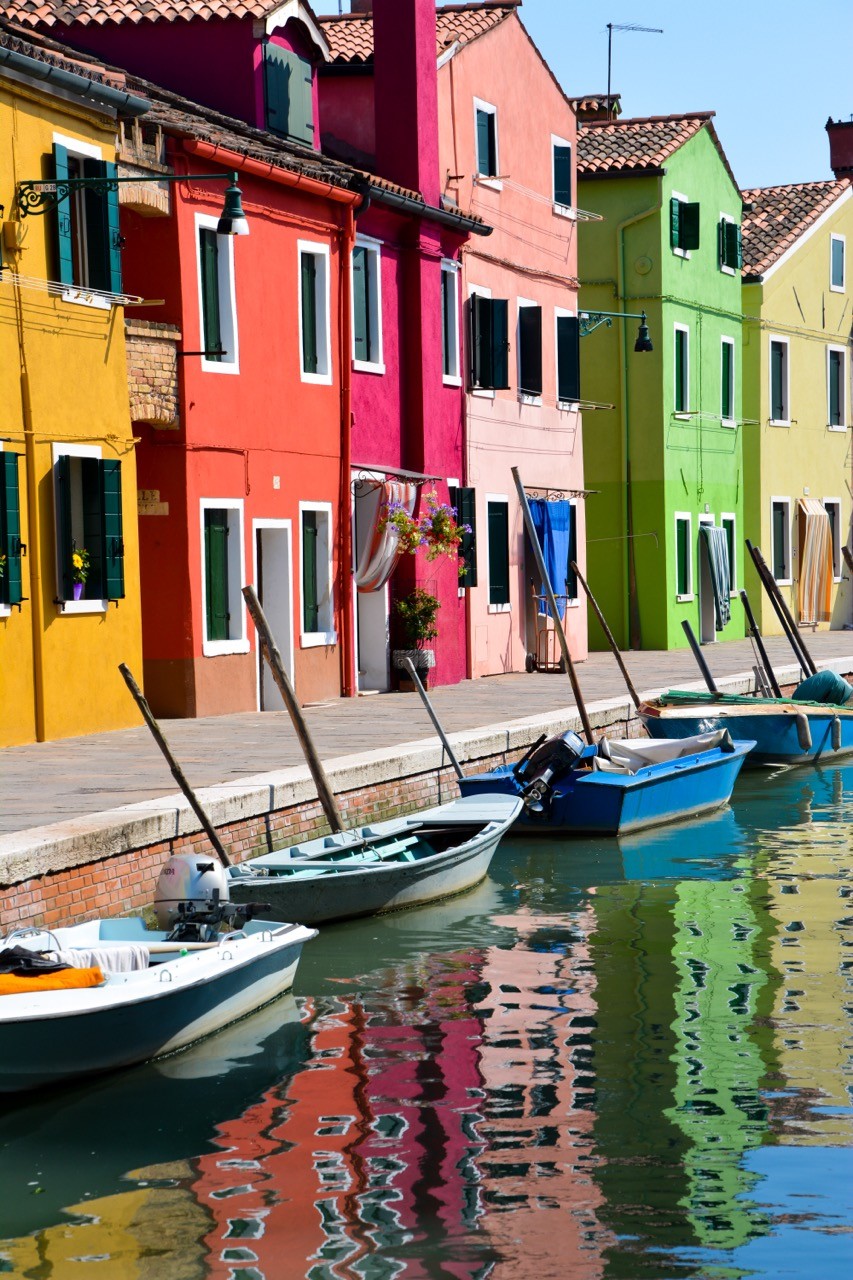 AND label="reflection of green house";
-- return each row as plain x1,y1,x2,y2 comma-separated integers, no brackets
578,109,746,650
